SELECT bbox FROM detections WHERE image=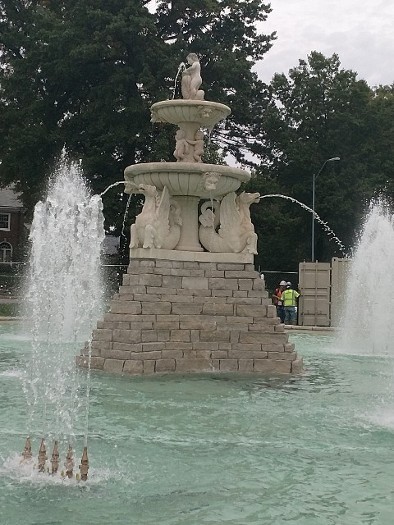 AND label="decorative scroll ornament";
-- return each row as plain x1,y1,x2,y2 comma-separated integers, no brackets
128,184,182,250
199,192,260,253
